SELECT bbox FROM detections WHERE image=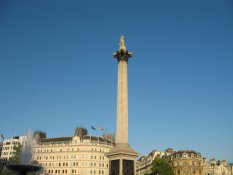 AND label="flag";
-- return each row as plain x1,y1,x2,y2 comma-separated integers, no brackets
99,127,105,131
0,134,4,140
91,126,96,130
